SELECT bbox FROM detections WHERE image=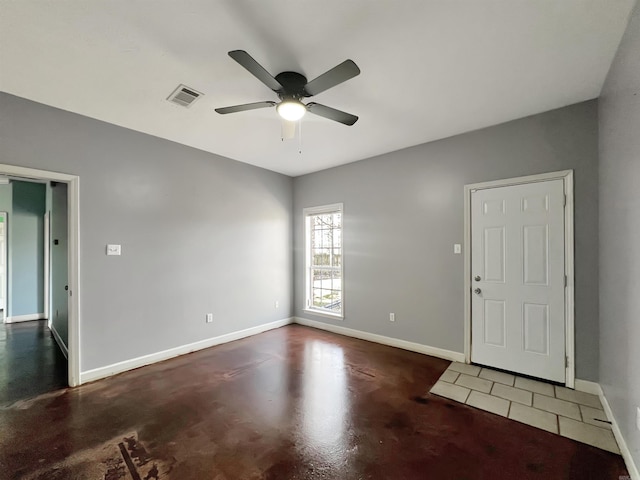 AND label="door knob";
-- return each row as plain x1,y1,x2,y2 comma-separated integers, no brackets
474,275,481,281
474,288,482,295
